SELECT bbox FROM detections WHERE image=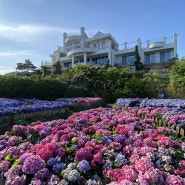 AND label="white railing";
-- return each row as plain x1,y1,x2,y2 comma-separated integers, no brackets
66,32,80,37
